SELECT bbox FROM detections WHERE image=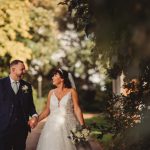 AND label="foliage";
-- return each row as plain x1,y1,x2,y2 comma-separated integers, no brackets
0,0,32,62
84,69,150,150
105,75,150,149
27,4,59,76
62,0,150,77
0,53,11,77
0,0,60,76
61,1,150,148
107,63,122,79
85,114,113,149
